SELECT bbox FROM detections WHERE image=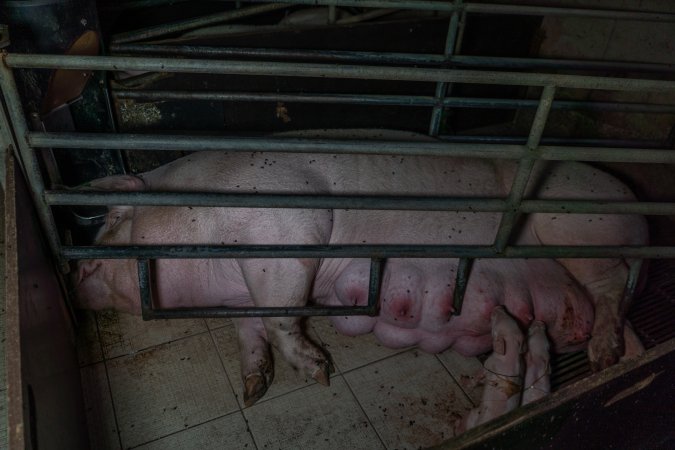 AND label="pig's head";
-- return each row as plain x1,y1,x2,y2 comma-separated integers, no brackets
490,306,526,360
71,175,145,314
